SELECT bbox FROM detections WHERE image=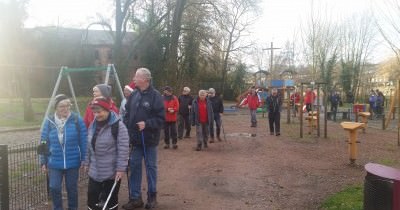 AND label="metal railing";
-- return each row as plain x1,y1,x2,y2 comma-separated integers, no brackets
0,142,88,210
